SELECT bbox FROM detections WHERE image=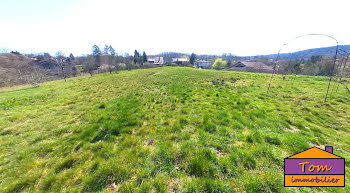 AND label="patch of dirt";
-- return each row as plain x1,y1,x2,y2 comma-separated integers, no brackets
309,143,325,150
169,178,181,193
216,150,224,157
281,150,289,157
211,79,225,85
283,126,300,133
87,154,94,162
109,182,119,191
208,77,242,86
234,141,244,147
